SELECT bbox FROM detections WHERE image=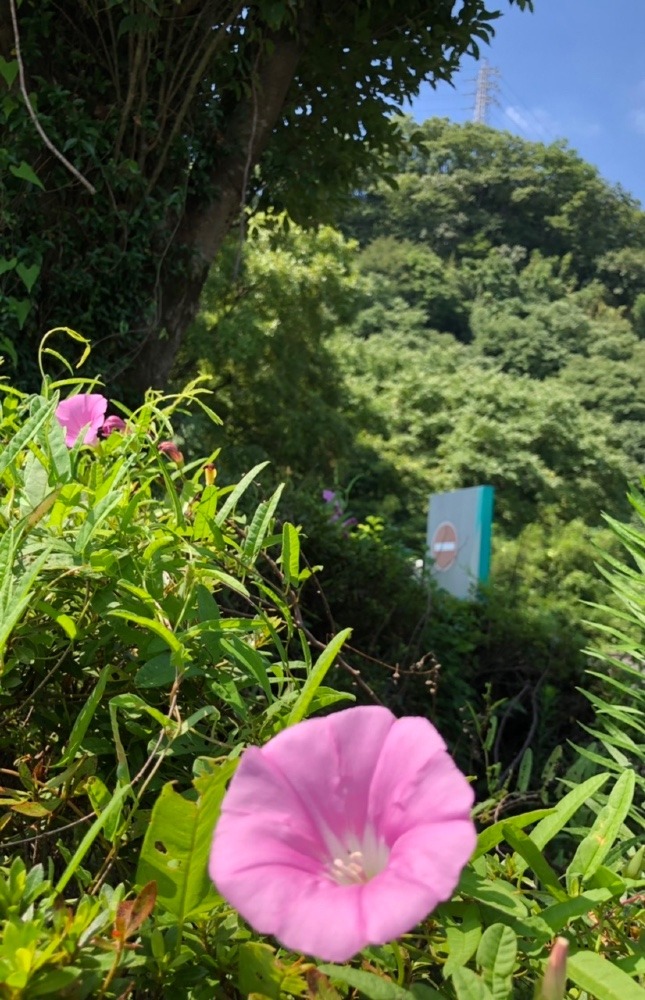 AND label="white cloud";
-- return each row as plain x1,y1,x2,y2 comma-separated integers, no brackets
627,80,645,134
629,109,645,135
503,104,561,142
